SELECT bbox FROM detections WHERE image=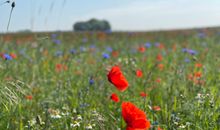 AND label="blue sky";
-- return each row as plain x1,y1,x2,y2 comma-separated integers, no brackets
0,0,220,32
